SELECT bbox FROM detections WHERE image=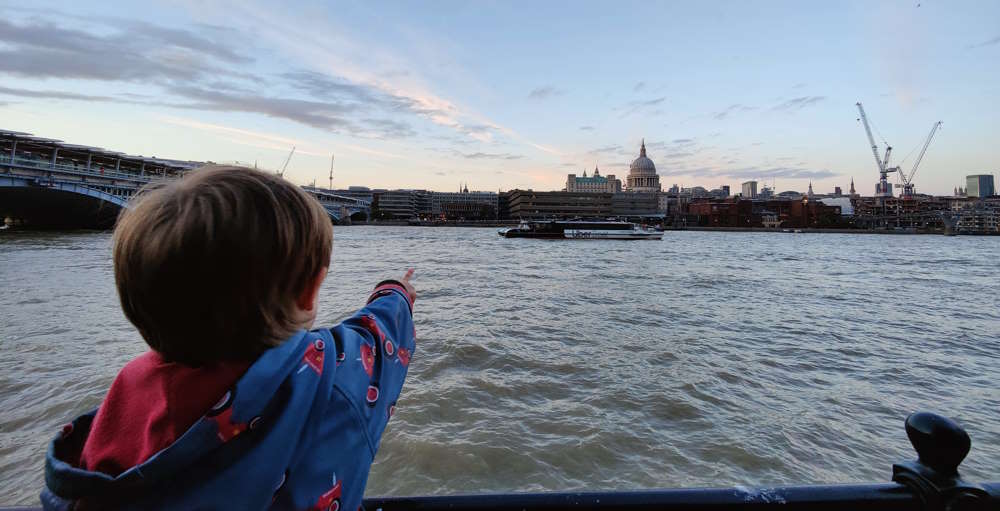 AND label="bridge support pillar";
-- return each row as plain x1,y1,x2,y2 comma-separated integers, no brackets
10,138,15,160
115,158,120,172
51,148,58,167
86,153,92,172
